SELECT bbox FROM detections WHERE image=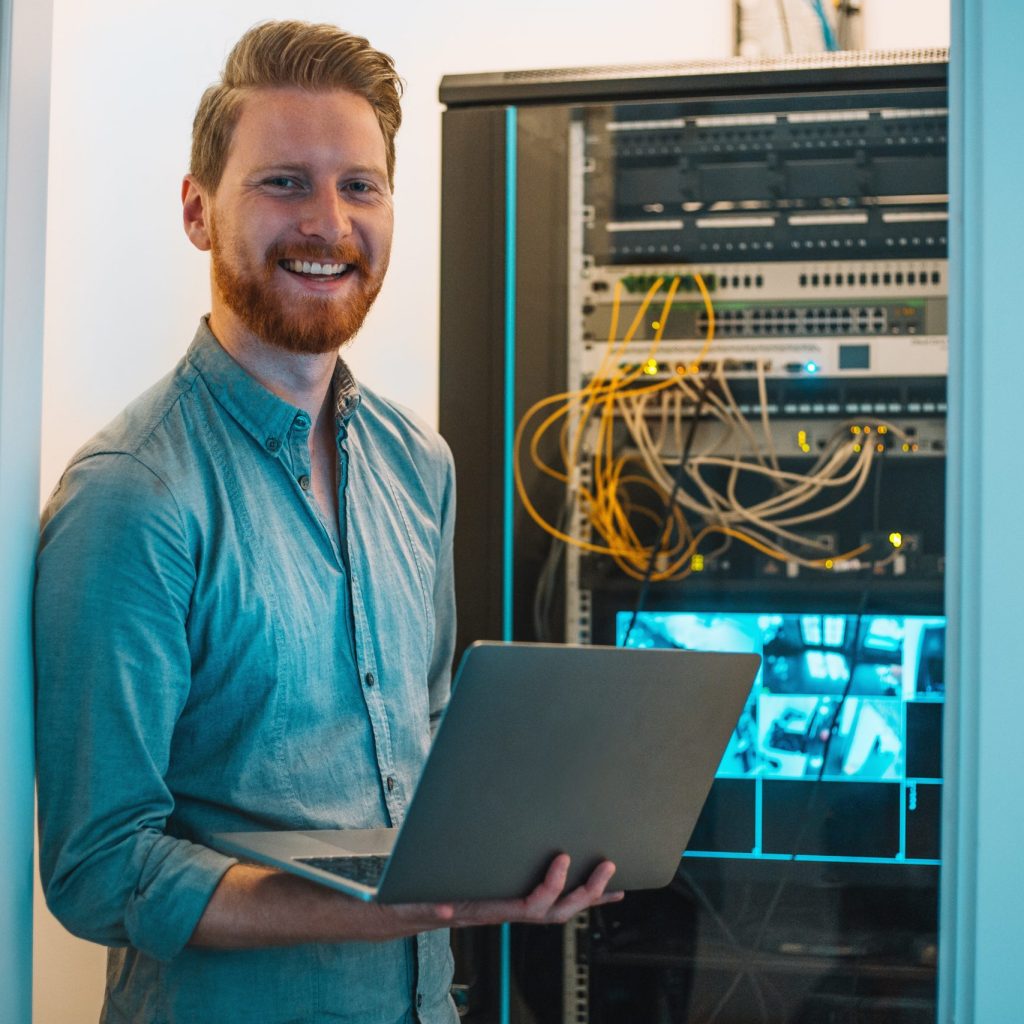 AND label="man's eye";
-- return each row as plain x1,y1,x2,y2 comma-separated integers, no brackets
265,177,301,190
344,181,373,194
